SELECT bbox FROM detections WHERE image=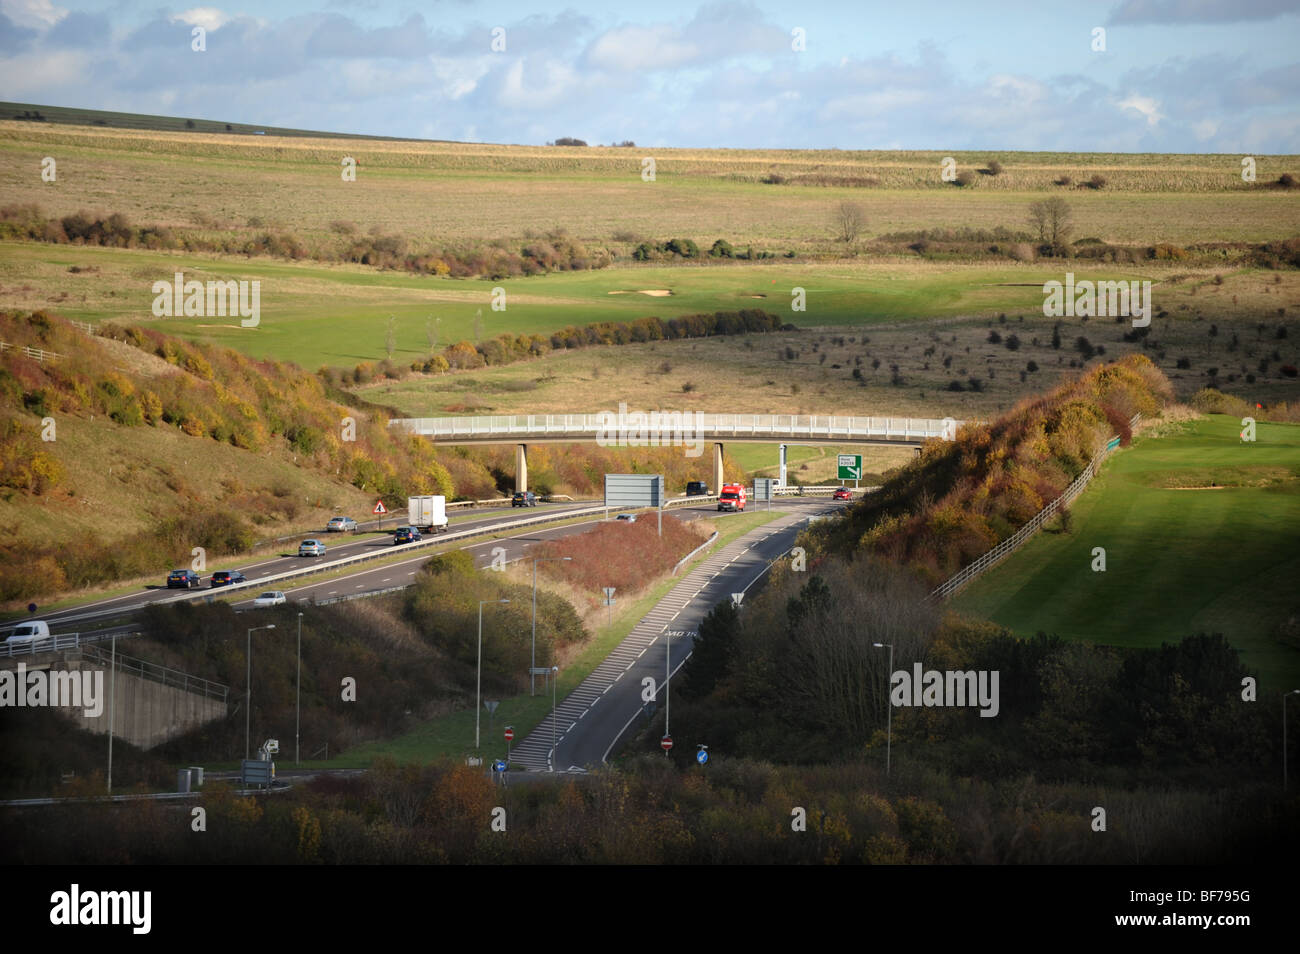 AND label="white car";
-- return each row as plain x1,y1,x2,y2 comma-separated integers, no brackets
253,591,287,608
